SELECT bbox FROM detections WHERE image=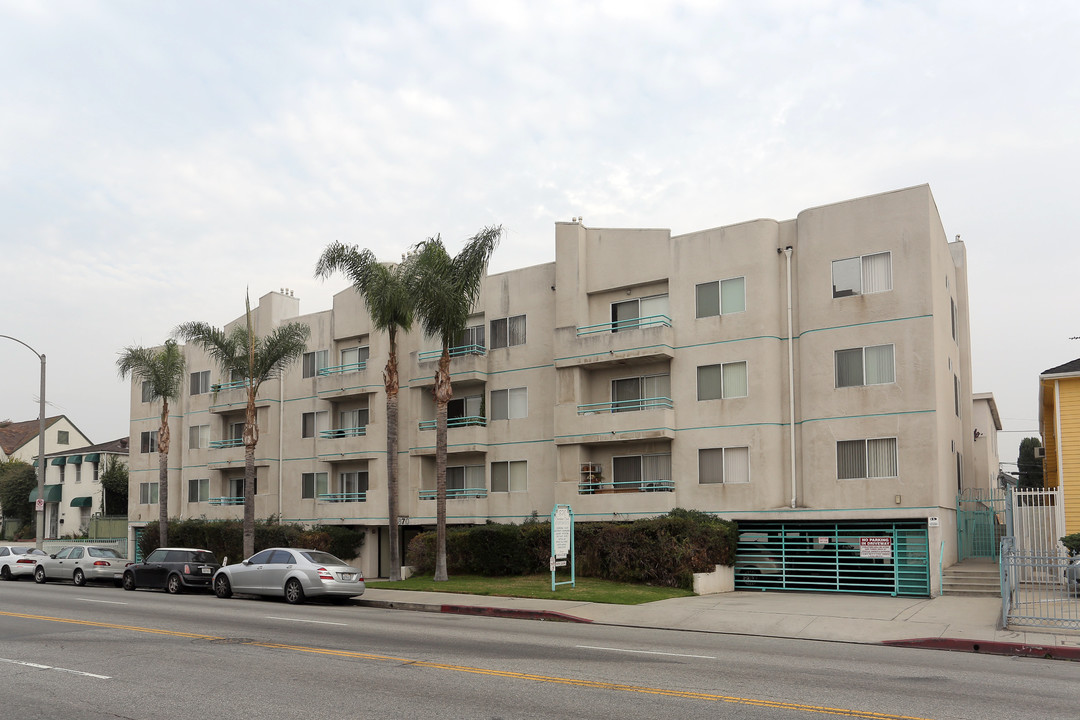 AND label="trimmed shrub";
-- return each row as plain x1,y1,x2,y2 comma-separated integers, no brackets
137,518,364,563
404,509,737,589
1061,533,1080,557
